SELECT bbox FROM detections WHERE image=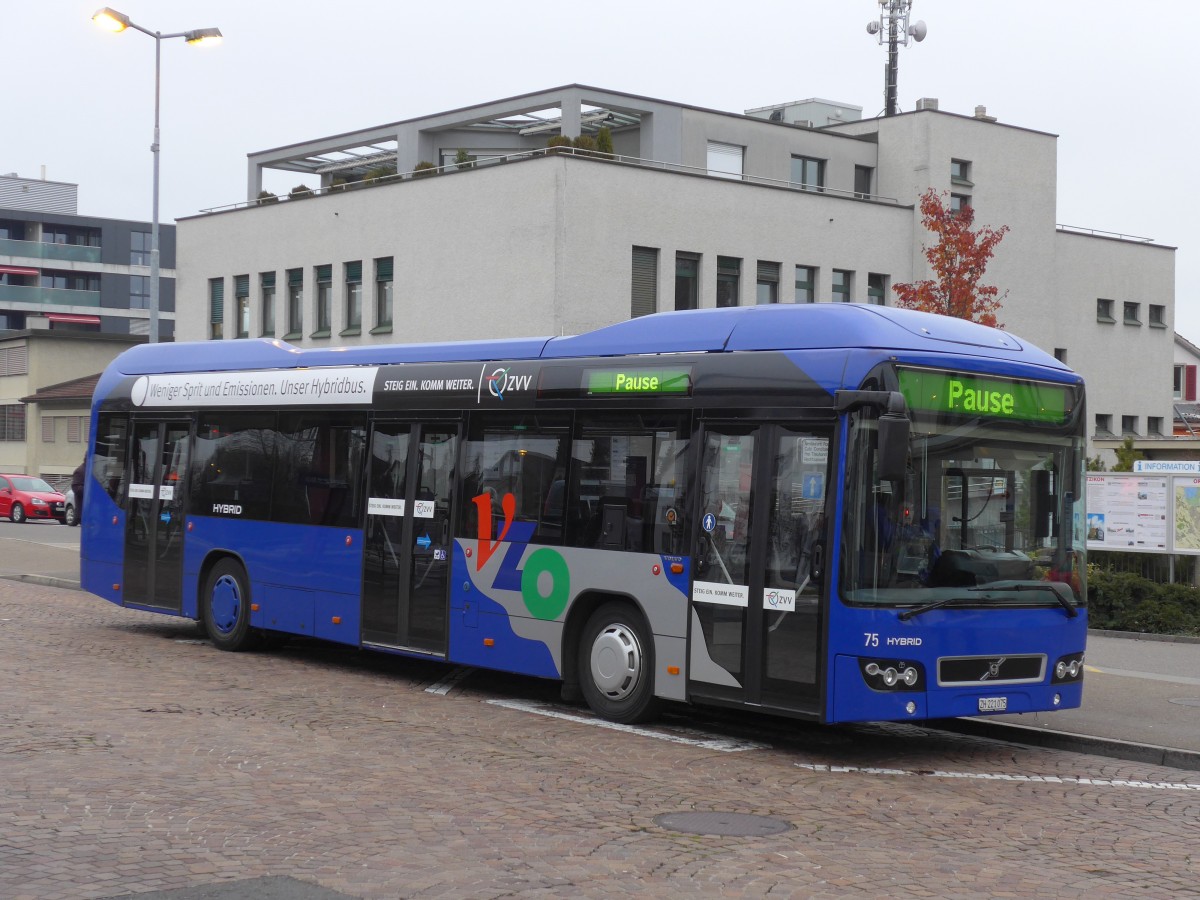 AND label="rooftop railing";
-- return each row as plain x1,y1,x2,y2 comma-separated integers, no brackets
202,146,901,214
